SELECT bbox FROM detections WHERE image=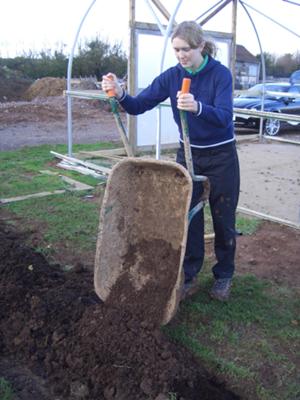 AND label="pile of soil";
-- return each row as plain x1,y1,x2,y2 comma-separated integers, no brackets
0,75,100,103
0,96,104,126
0,216,239,400
0,75,119,152
24,77,67,101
